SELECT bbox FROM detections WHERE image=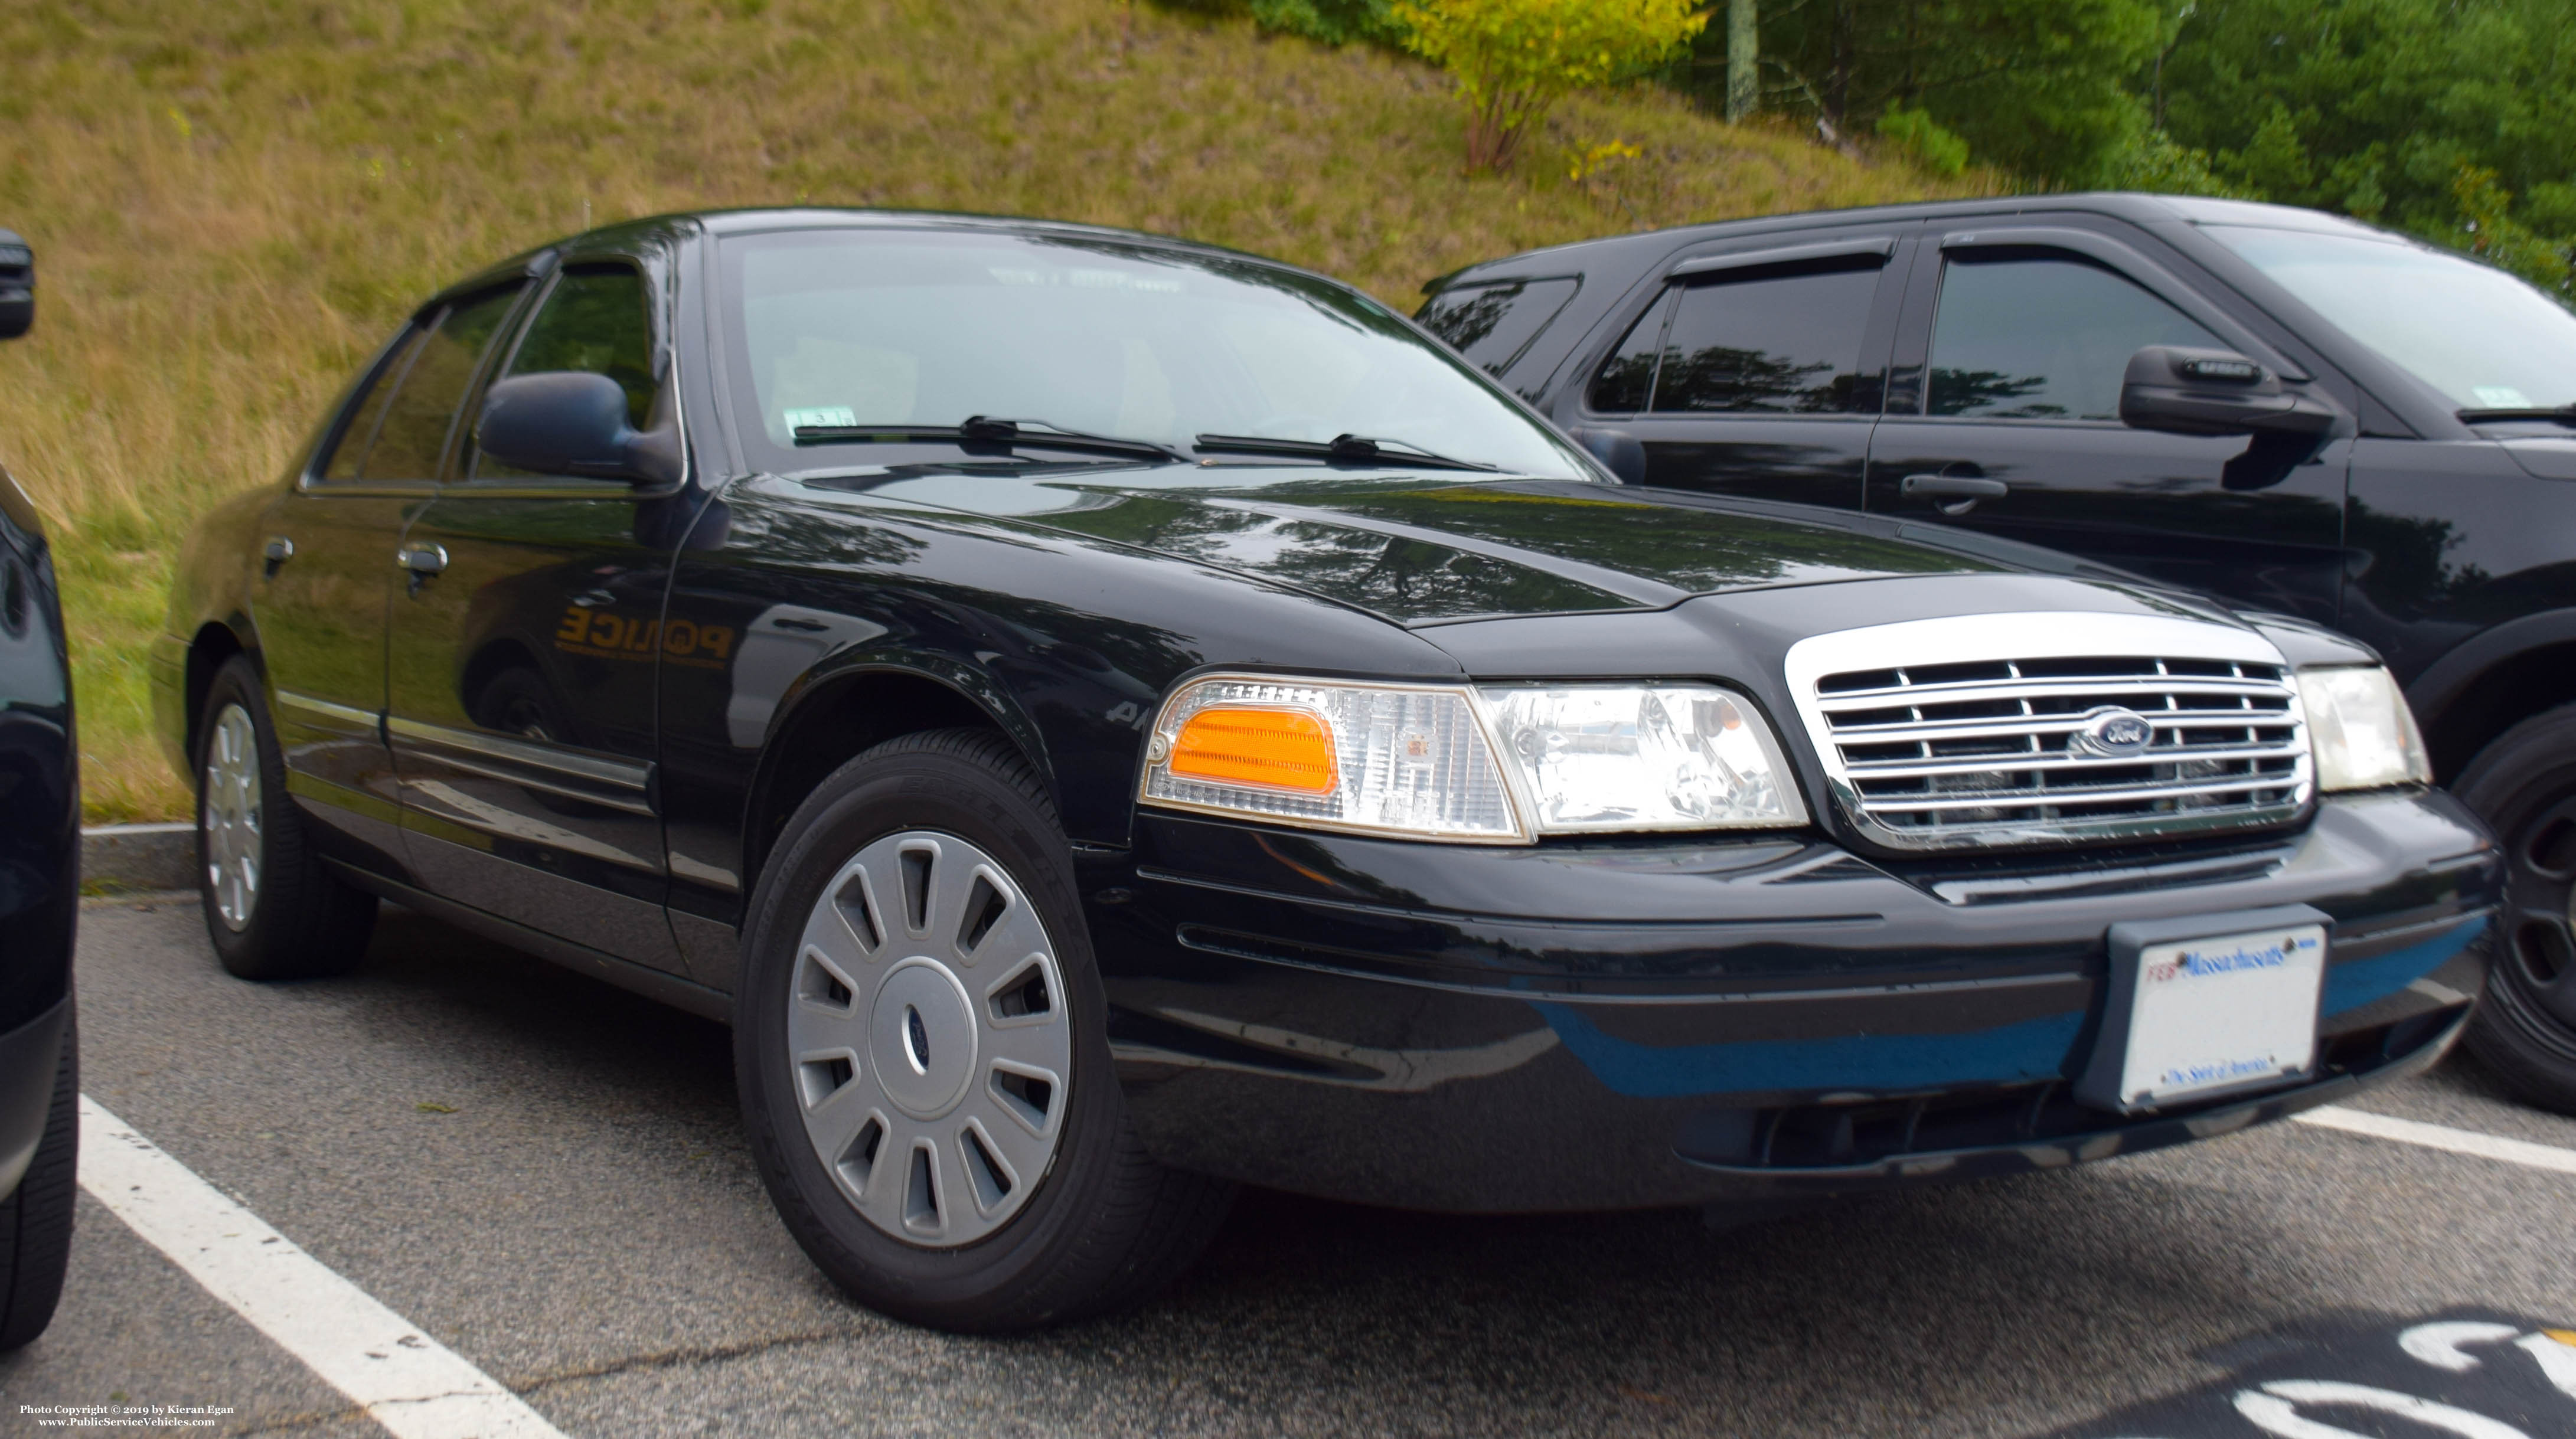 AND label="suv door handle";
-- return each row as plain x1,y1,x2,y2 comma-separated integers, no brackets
396,543,448,575
1901,473,2007,516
